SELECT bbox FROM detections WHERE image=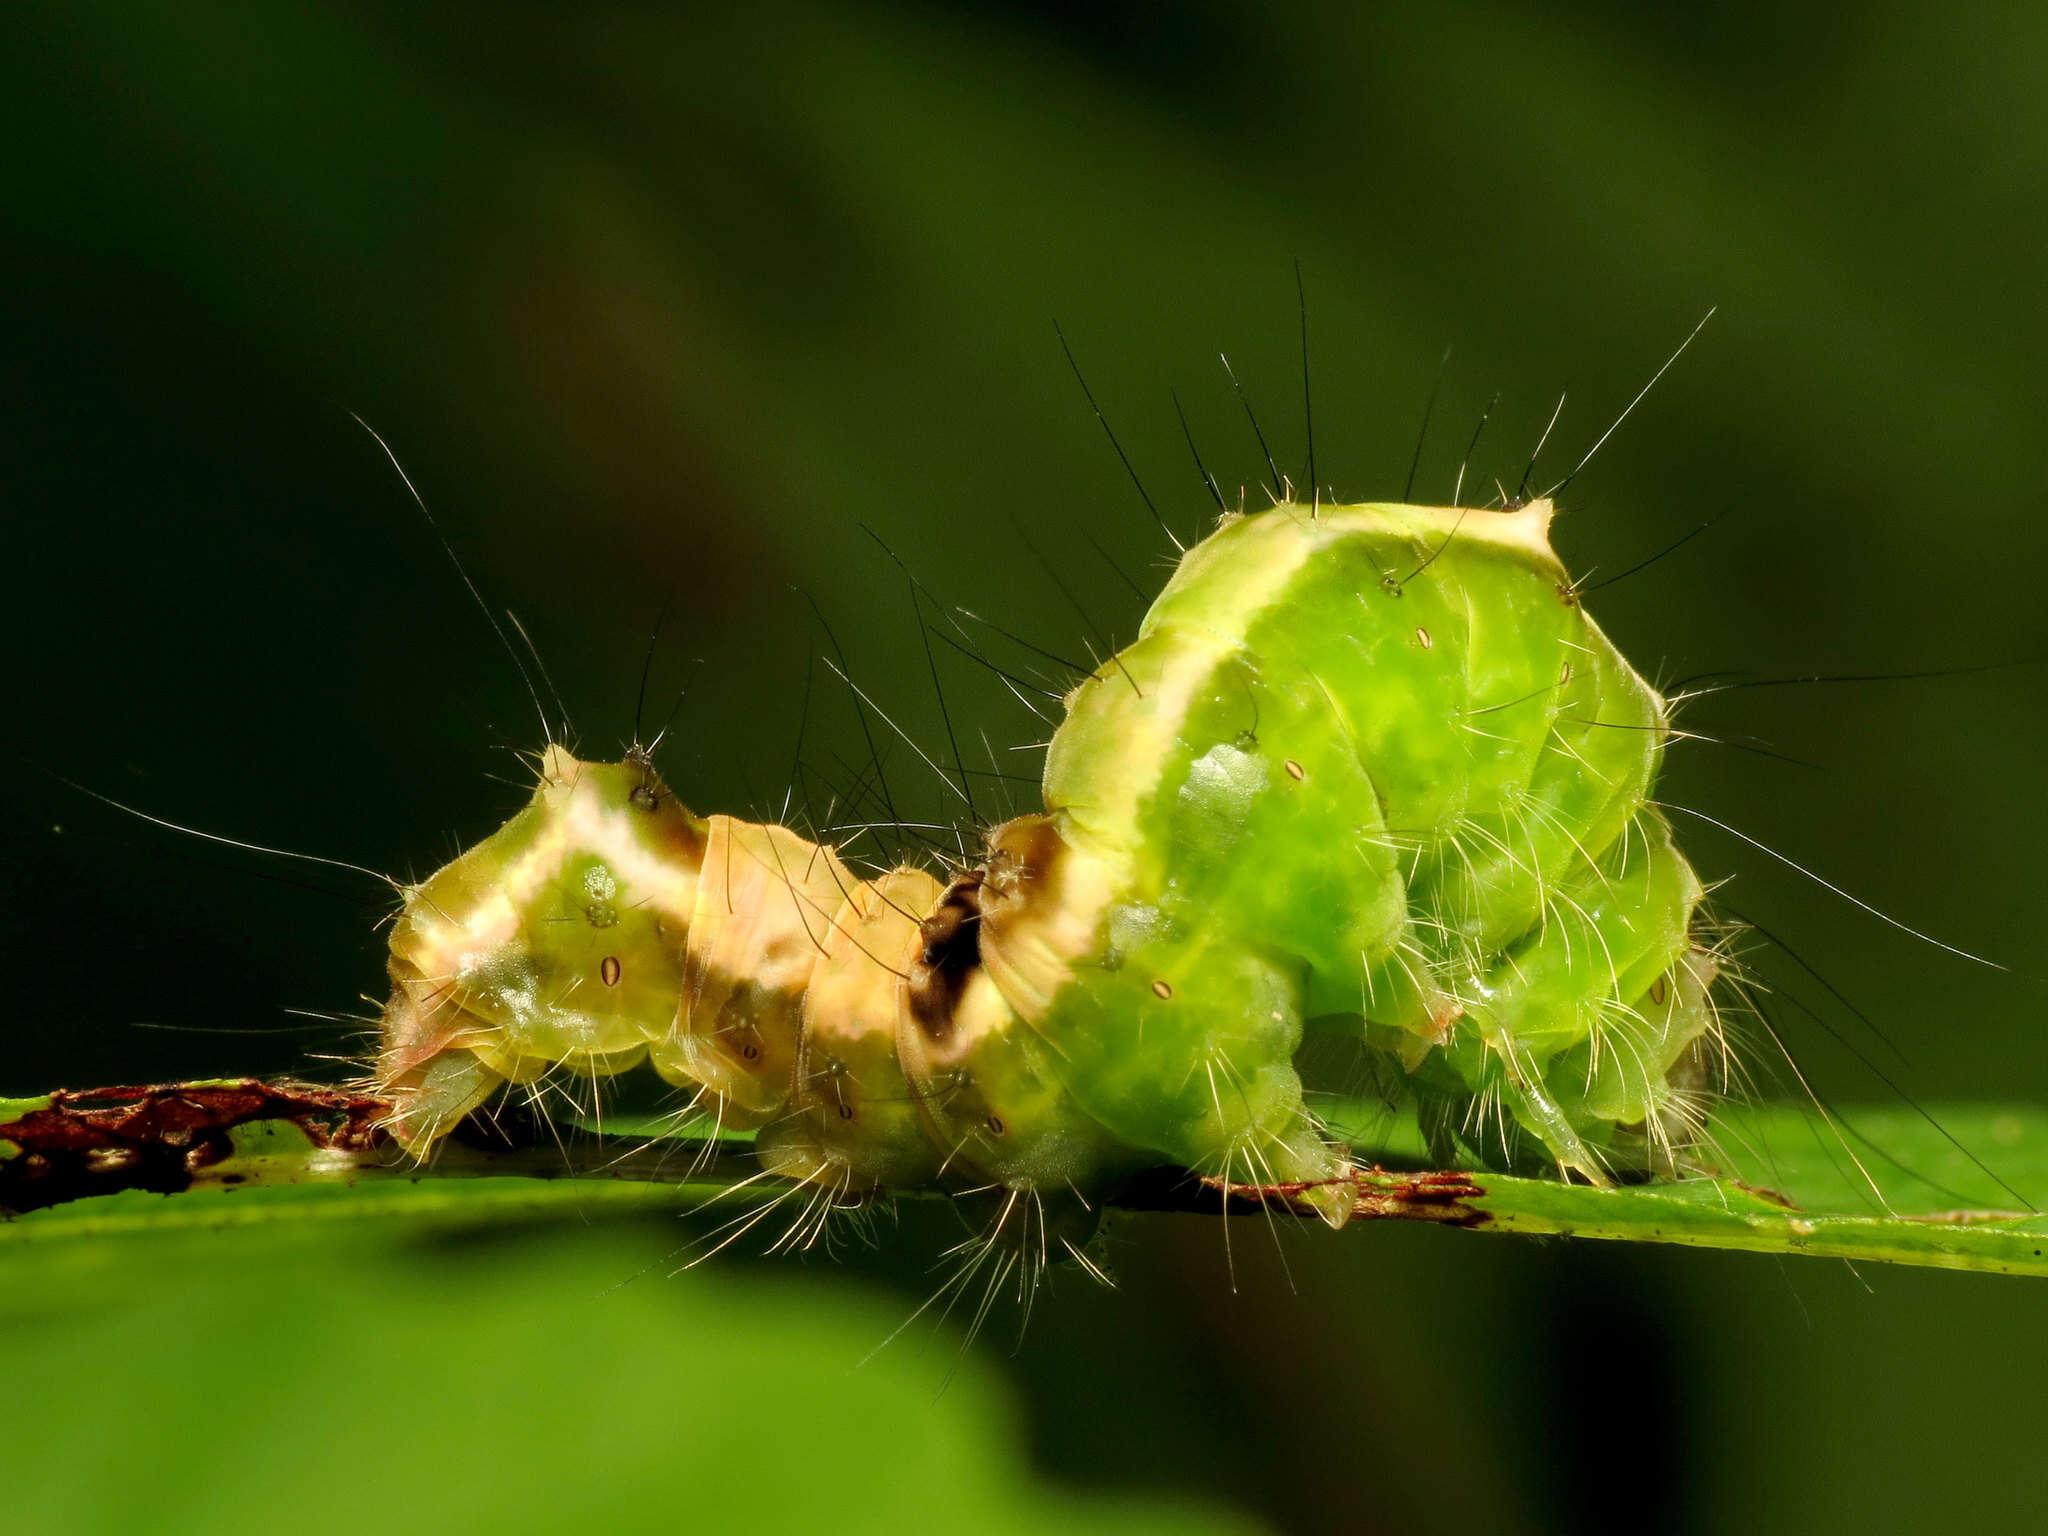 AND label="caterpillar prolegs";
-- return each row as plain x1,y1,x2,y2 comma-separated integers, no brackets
378,496,1718,1229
